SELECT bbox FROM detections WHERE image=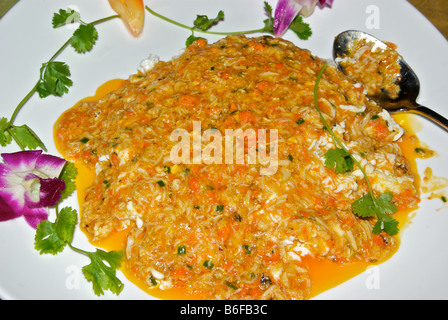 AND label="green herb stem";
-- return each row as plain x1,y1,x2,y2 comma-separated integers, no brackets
314,63,397,233
8,82,39,126
7,14,119,137
67,242,89,256
314,63,376,197
47,38,72,65
90,14,120,26
145,5,264,35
